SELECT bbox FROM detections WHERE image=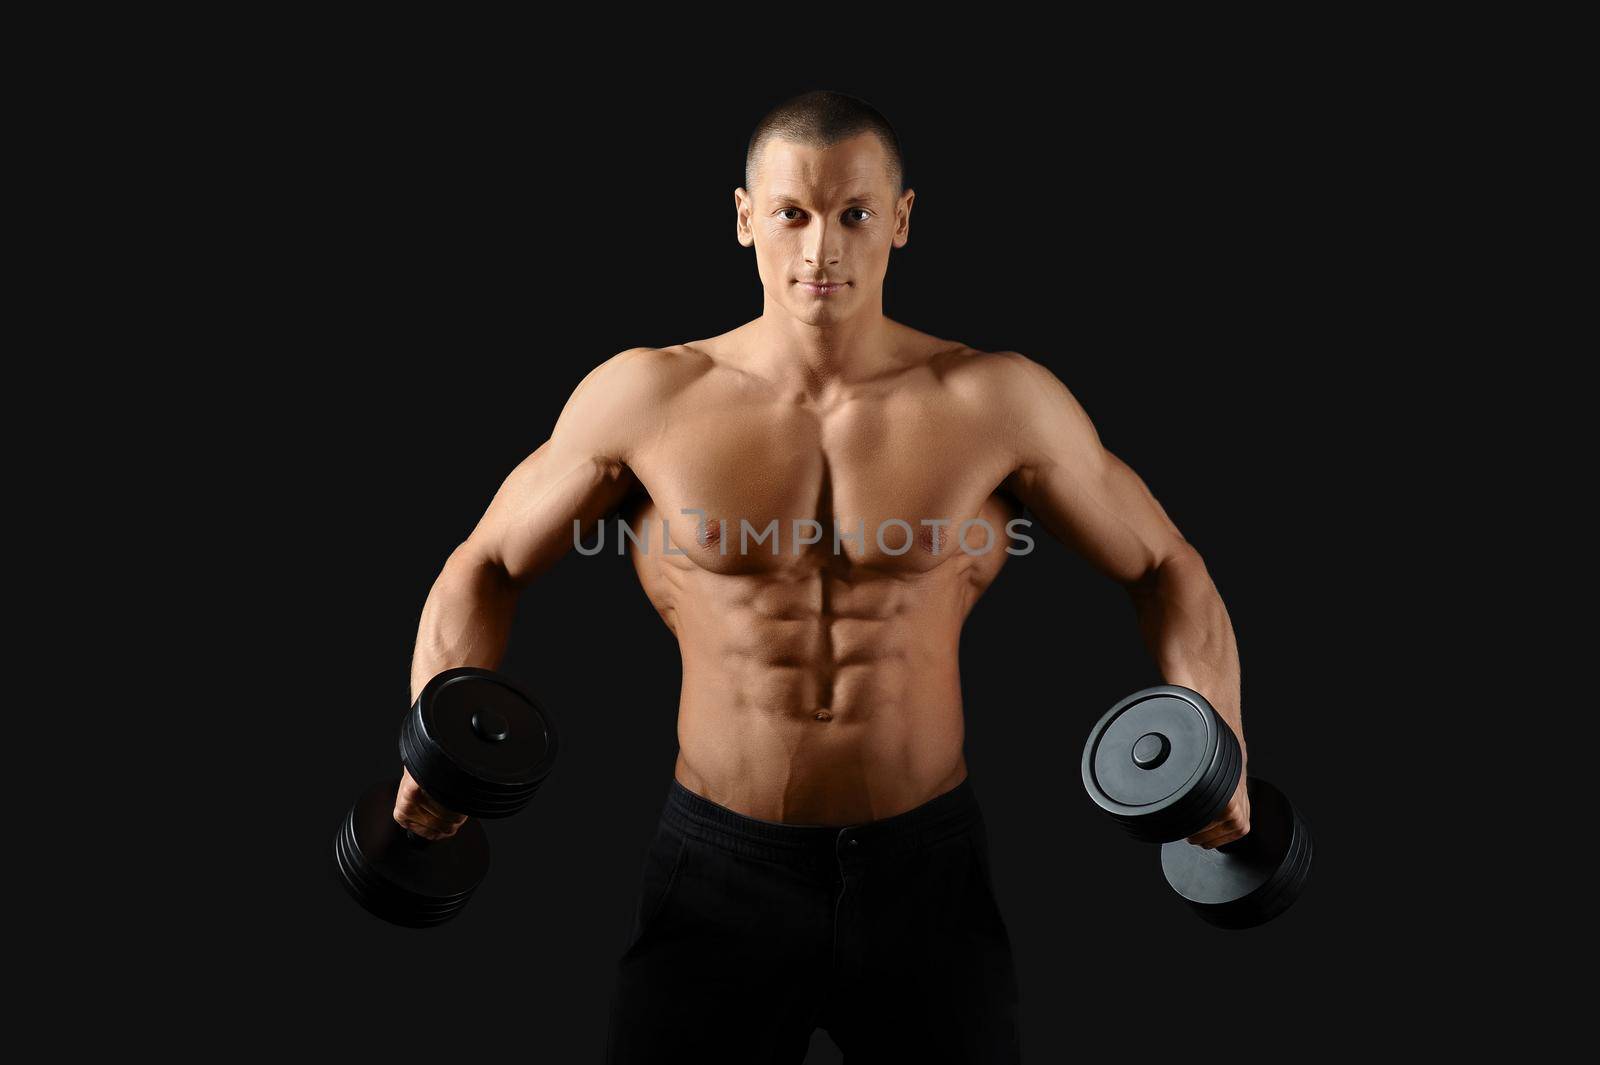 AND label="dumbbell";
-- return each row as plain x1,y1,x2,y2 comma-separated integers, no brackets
332,666,560,927
1081,684,1312,929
